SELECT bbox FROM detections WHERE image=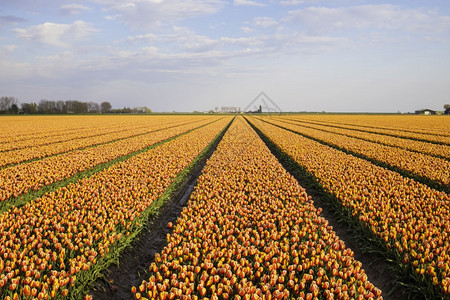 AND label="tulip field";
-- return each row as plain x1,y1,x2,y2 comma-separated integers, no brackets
255,117,449,192
0,114,448,299
0,116,217,205
0,115,231,299
247,115,449,299
131,117,381,300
